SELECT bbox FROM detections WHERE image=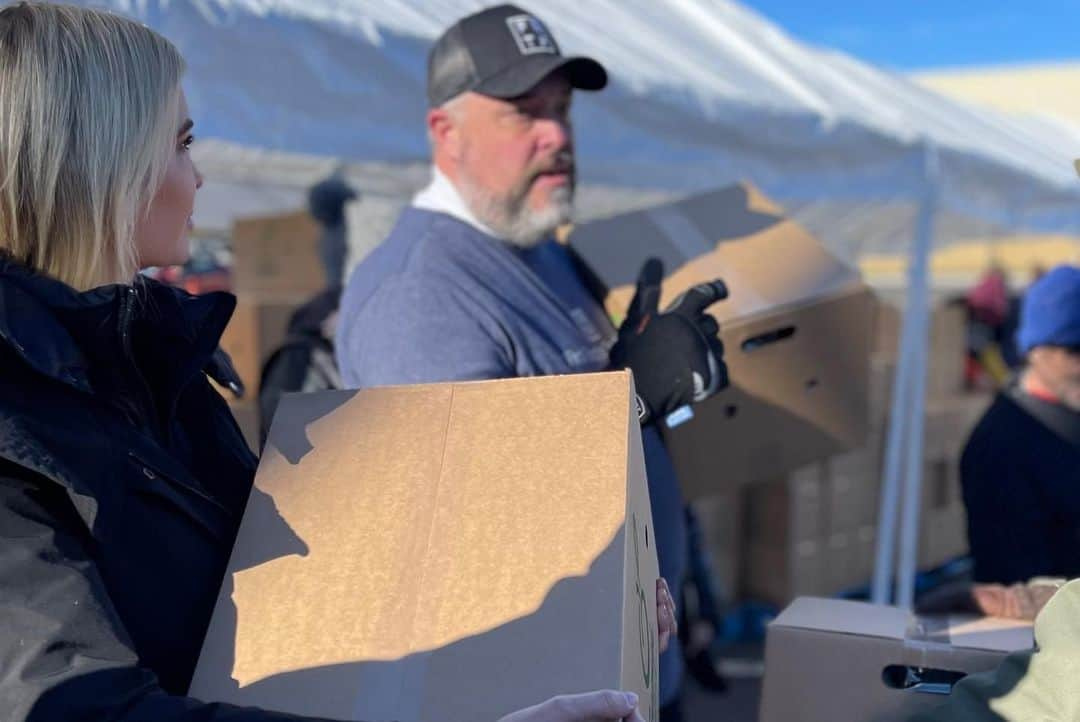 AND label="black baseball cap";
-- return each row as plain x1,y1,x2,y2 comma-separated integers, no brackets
427,4,608,108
